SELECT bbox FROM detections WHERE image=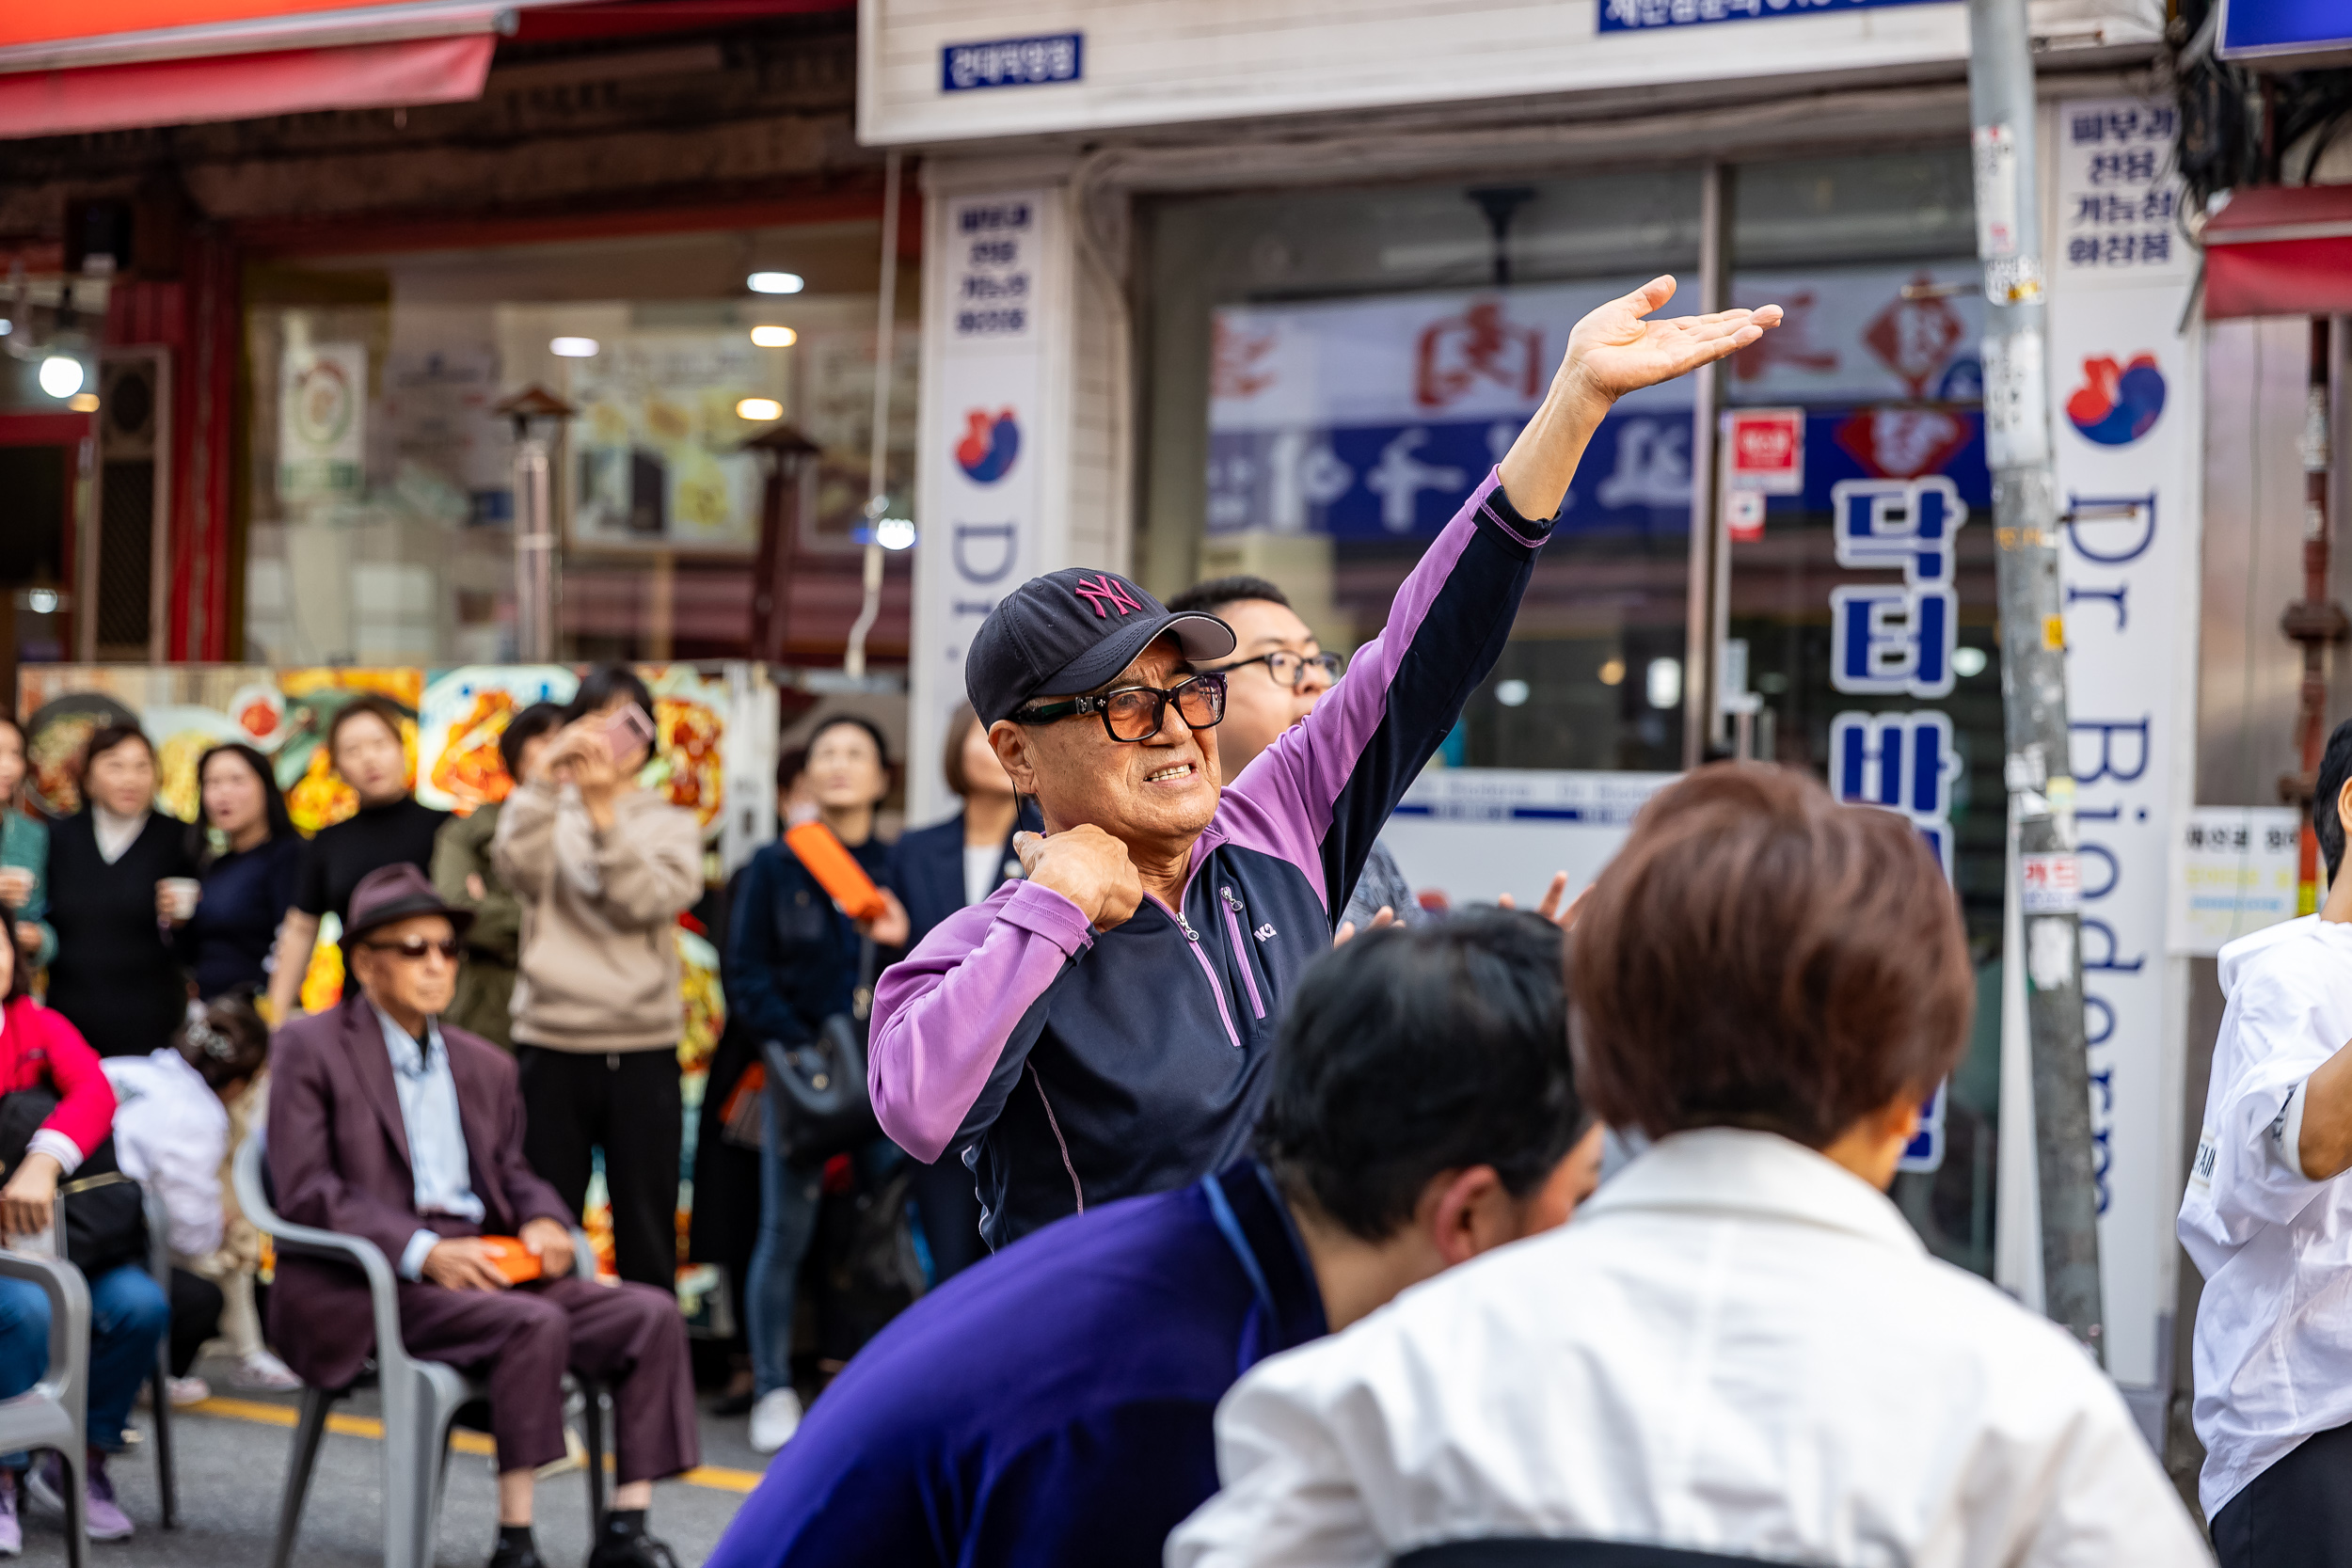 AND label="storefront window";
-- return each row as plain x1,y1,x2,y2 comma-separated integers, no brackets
1142,171,1703,771
1724,146,2000,1275
243,222,916,667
